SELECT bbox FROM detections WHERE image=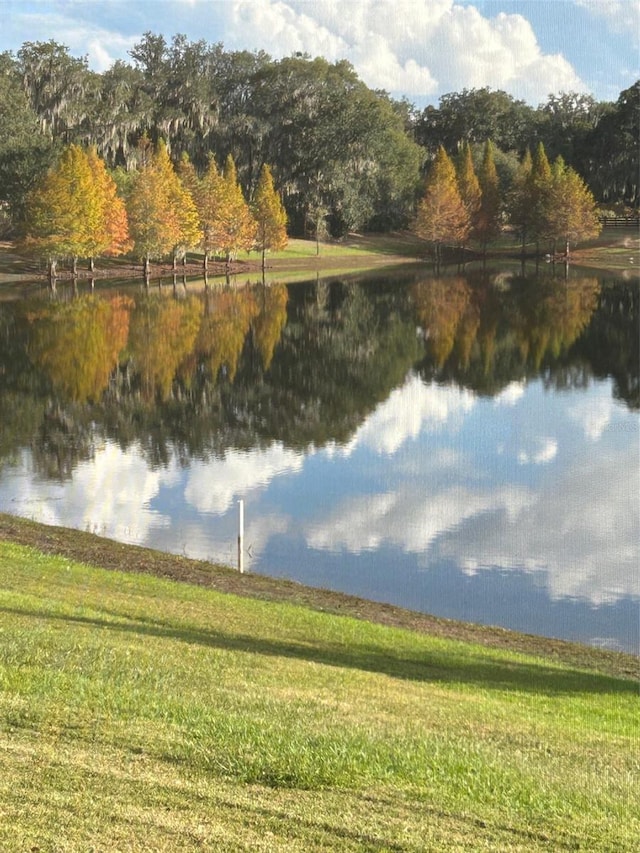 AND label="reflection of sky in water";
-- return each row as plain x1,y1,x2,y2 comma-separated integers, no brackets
2,374,638,653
